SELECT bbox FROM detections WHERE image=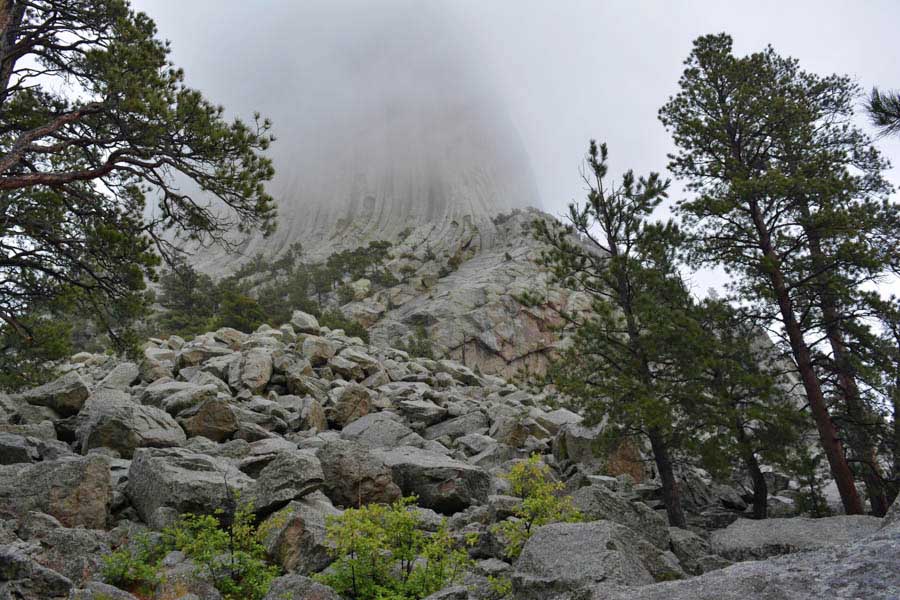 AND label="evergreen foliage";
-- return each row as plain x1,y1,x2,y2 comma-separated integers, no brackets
659,33,897,515
316,496,473,600
492,454,581,559
0,0,274,364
